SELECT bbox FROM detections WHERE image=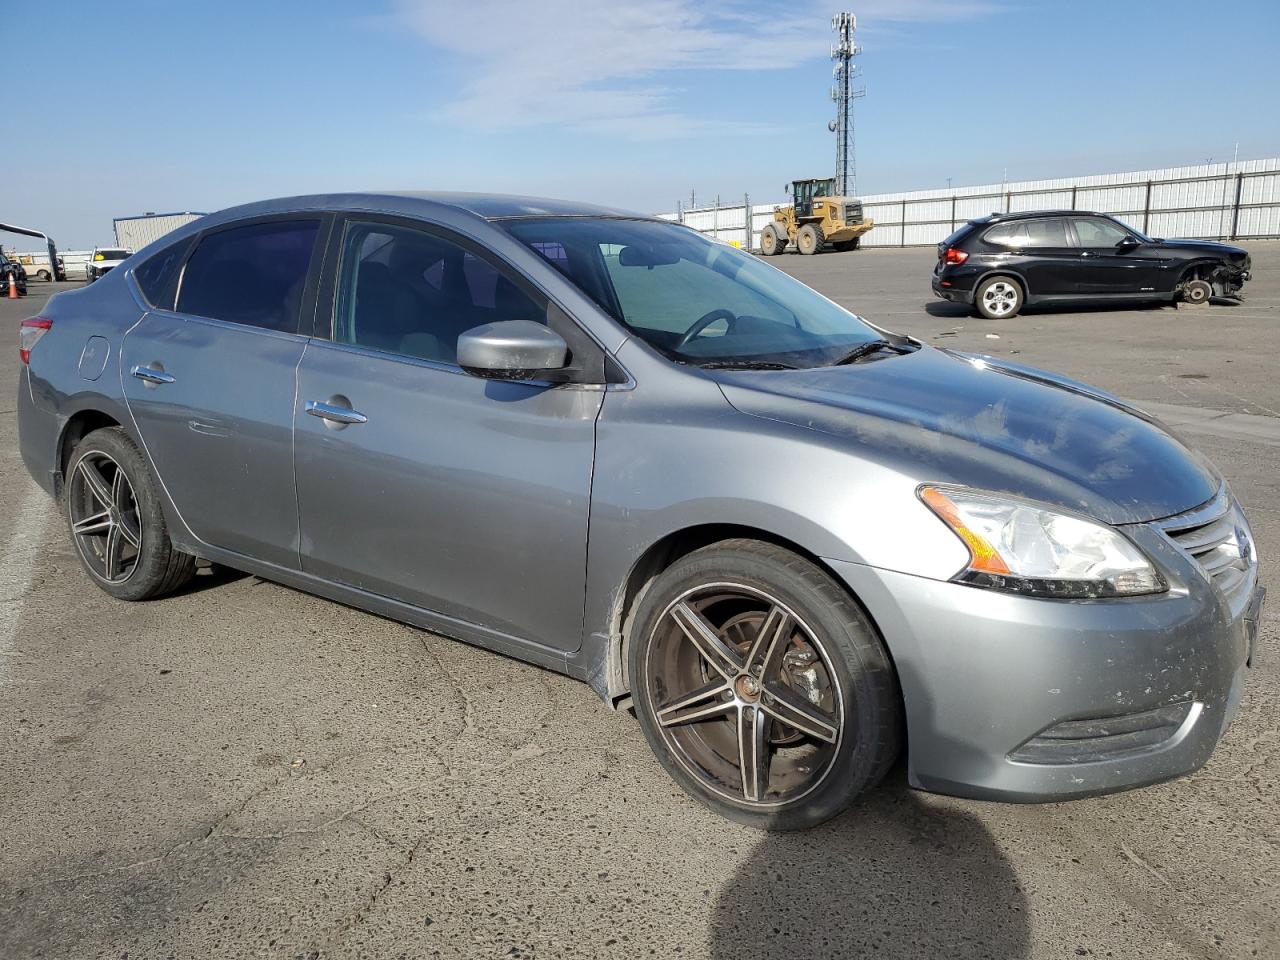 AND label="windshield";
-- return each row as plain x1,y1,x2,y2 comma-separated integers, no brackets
95,250,128,261
501,218,888,368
